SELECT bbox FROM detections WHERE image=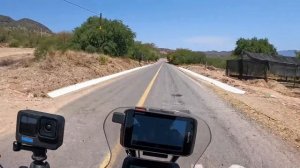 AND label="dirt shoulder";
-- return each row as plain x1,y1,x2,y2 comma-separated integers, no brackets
0,47,34,58
182,64,300,148
0,49,146,137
